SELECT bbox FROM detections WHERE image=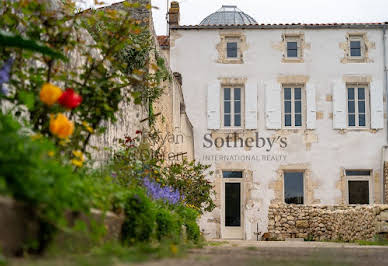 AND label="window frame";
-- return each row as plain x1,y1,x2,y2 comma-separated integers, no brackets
225,37,241,60
221,86,245,129
348,35,364,59
281,84,305,129
283,170,305,205
346,84,370,129
345,169,372,205
284,35,302,60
